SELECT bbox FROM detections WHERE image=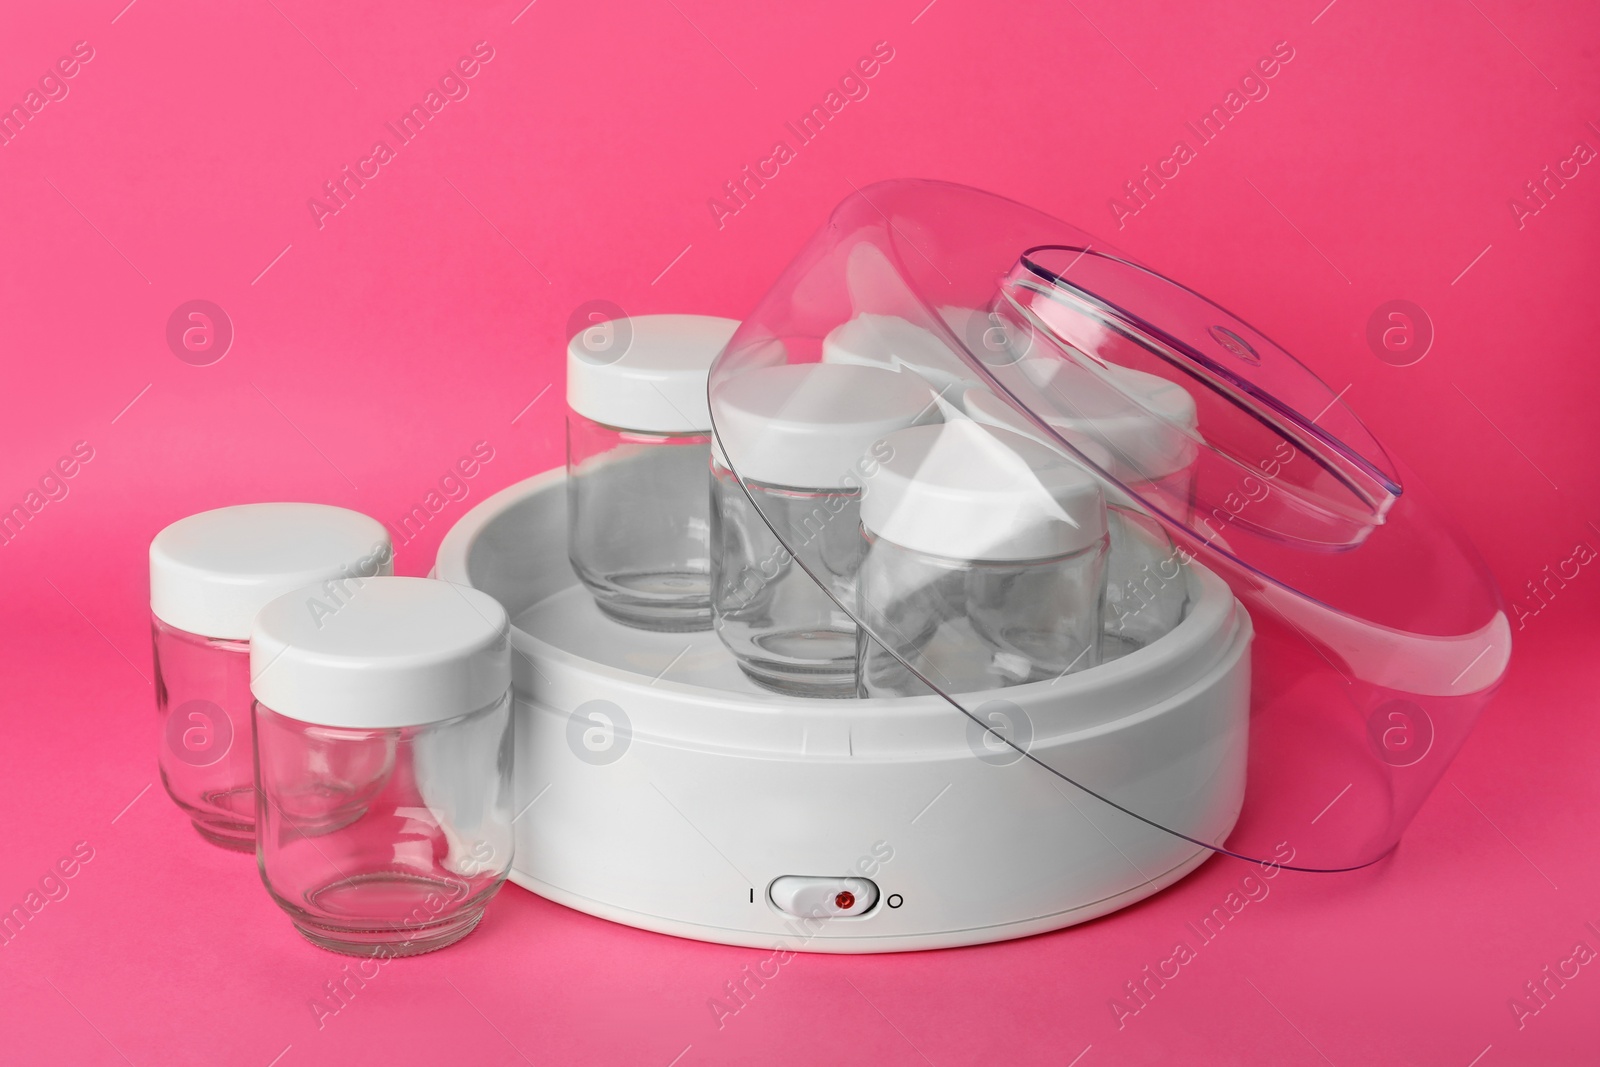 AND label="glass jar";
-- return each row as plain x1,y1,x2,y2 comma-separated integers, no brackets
567,416,716,631
1039,367,1195,659
149,504,392,850
855,422,1109,698
1030,360,1200,520
565,313,763,631
709,363,936,696
964,381,1192,661
1100,506,1190,659
251,576,513,956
